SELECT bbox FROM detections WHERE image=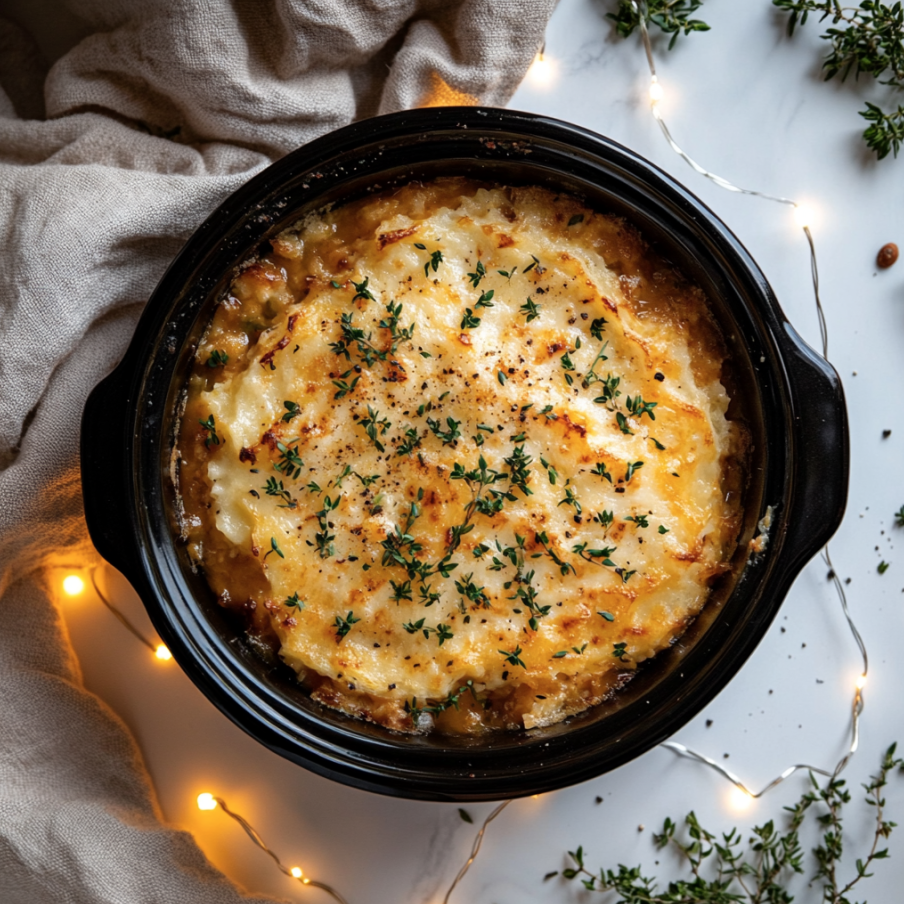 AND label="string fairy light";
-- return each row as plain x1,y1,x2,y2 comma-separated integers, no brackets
70,22,871,900
438,12,871,900
85,568,172,662
626,0,867,796
195,793,349,904
62,573,86,596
